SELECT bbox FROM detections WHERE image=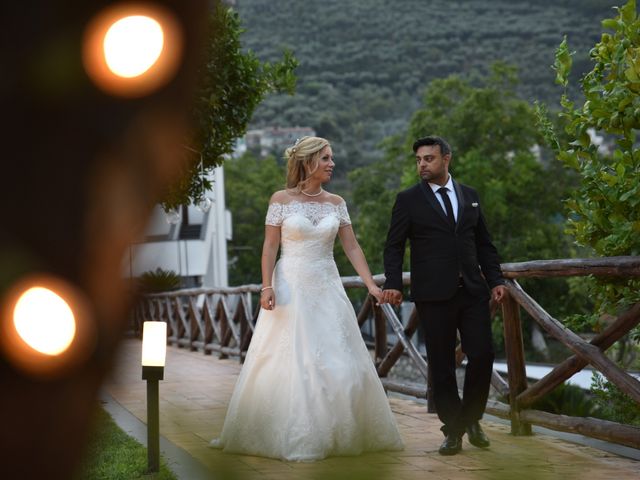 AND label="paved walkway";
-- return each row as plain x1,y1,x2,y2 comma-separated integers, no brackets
104,339,639,480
